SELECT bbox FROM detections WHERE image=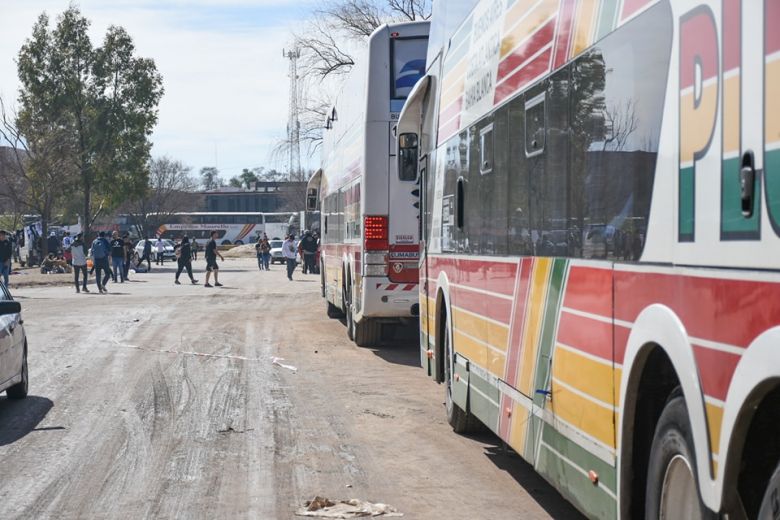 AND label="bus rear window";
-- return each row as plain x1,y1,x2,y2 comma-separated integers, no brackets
392,38,427,100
